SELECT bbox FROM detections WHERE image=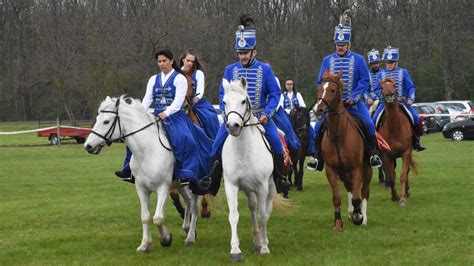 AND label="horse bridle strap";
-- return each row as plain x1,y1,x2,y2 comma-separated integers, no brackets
224,98,262,127
316,80,342,114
